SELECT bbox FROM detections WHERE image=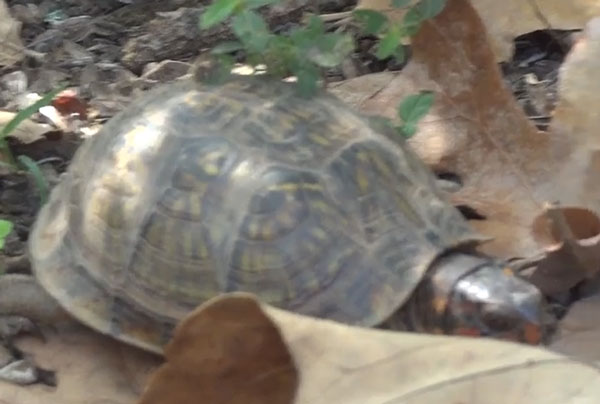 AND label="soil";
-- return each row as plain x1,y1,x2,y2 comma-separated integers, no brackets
0,1,579,315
